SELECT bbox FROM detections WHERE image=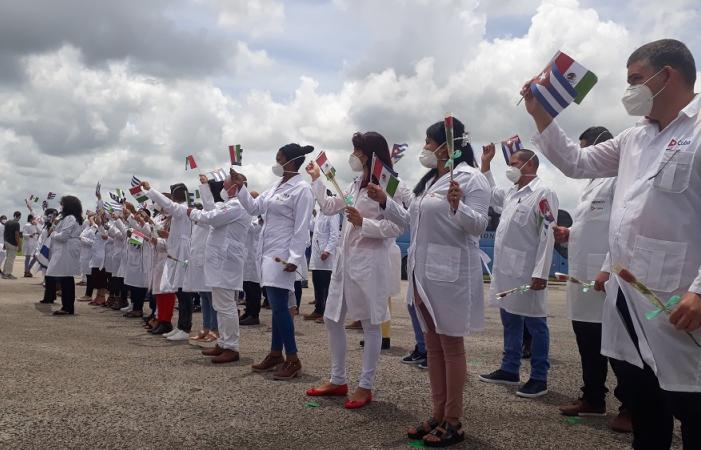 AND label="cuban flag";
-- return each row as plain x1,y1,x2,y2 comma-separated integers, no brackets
131,176,141,187
501,135,523,164
531,51,598,118
391,143,408,164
